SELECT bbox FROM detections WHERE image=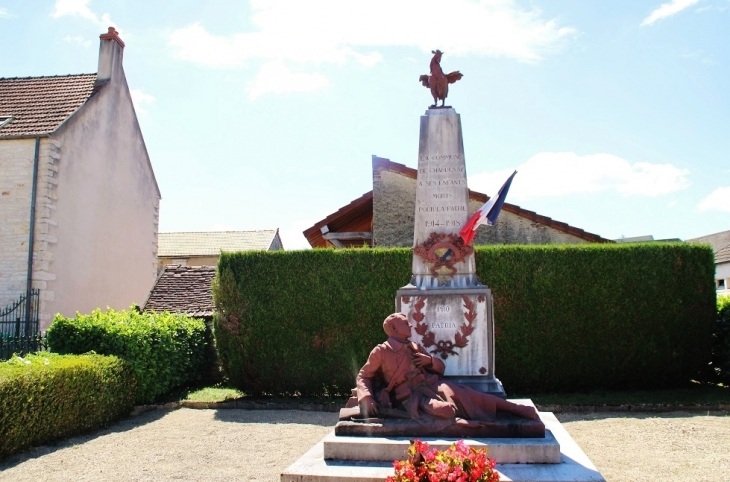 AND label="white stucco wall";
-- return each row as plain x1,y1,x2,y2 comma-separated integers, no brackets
717,261,730,297
38,37,160,328
0,138,35,307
